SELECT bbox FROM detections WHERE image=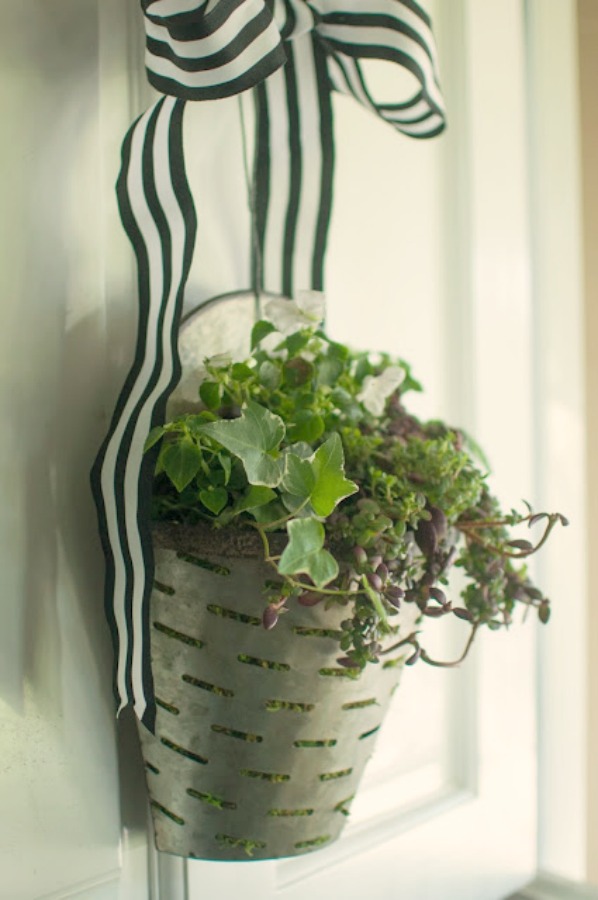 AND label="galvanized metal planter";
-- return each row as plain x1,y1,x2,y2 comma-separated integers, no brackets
139,523,406,861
